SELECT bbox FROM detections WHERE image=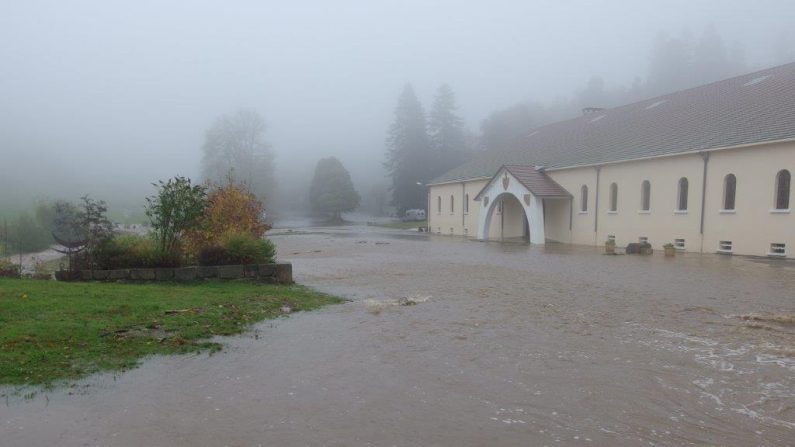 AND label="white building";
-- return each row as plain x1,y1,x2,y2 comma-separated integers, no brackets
428,62,795,258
